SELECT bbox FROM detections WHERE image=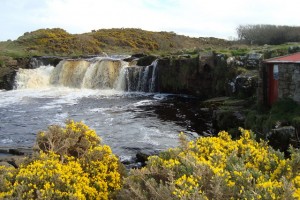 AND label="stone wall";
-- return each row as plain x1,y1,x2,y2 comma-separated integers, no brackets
278,64,300,103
